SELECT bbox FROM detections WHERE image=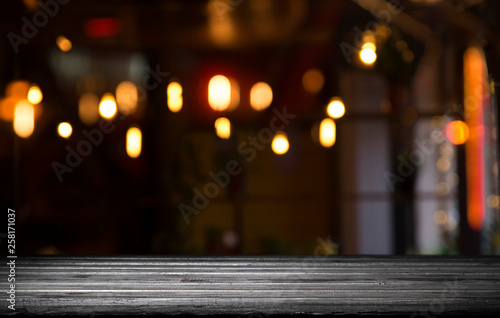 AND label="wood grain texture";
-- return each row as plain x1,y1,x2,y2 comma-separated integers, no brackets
1,256,499,315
